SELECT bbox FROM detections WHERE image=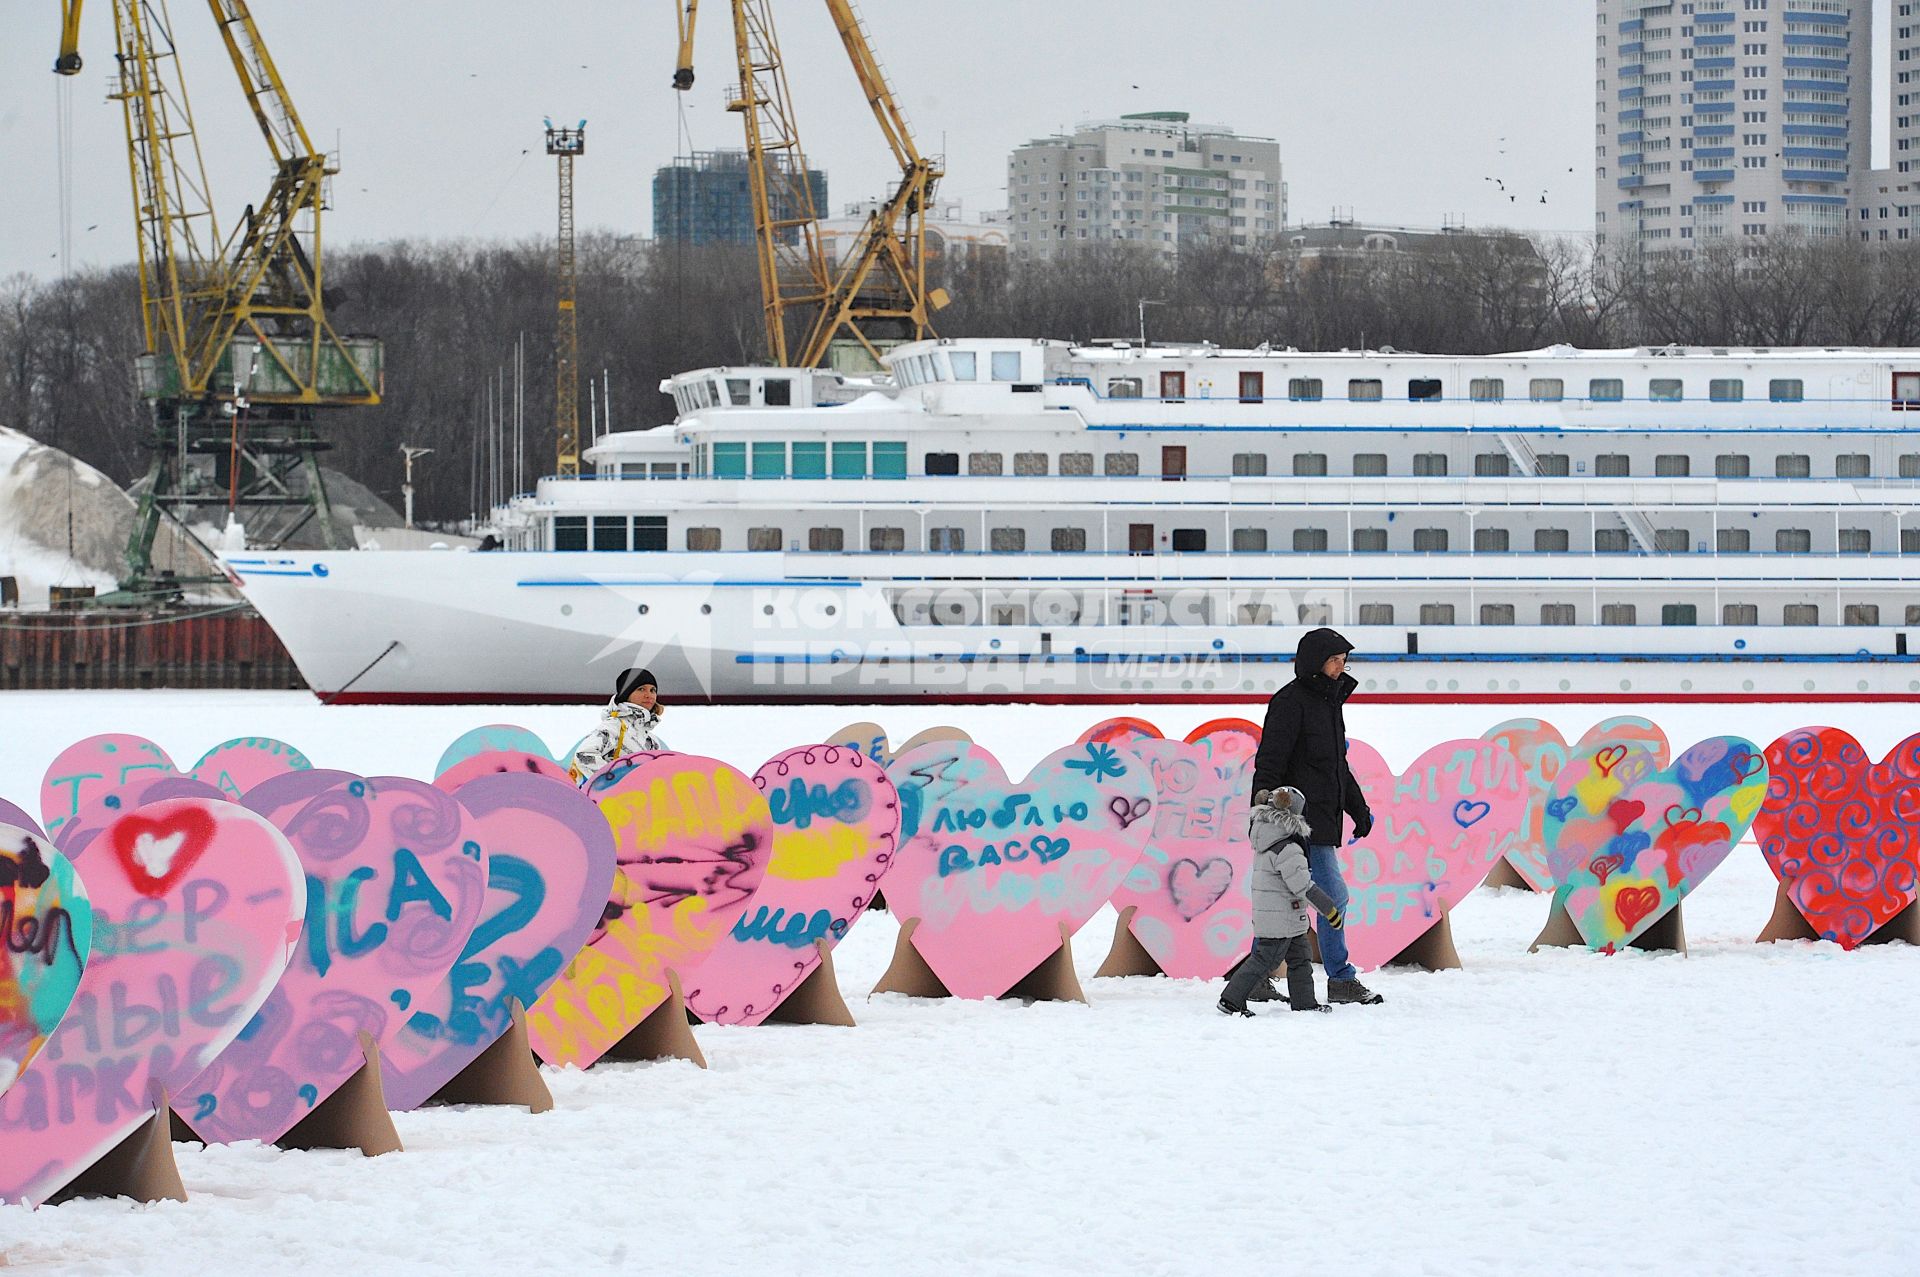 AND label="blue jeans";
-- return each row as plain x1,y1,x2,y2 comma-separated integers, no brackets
1308,844,1356,982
